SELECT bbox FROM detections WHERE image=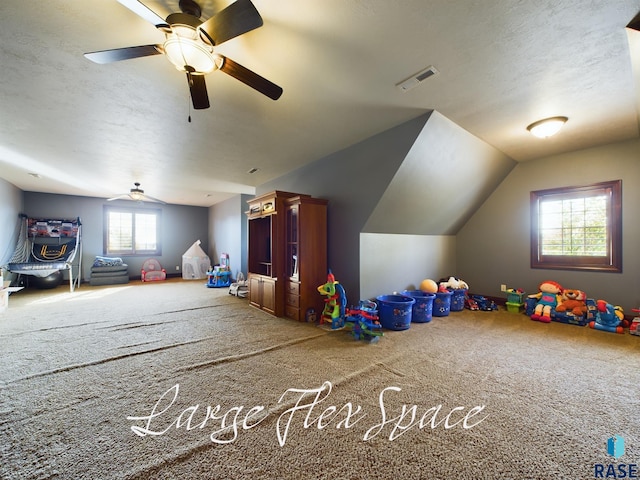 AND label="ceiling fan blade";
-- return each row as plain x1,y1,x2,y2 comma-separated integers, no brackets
84,45,163,64
141,194,167,205
106,194,129,202
199,0,263,46
218,56,282,100
186,68,210,109
117,0,169,27
628,11,640,31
